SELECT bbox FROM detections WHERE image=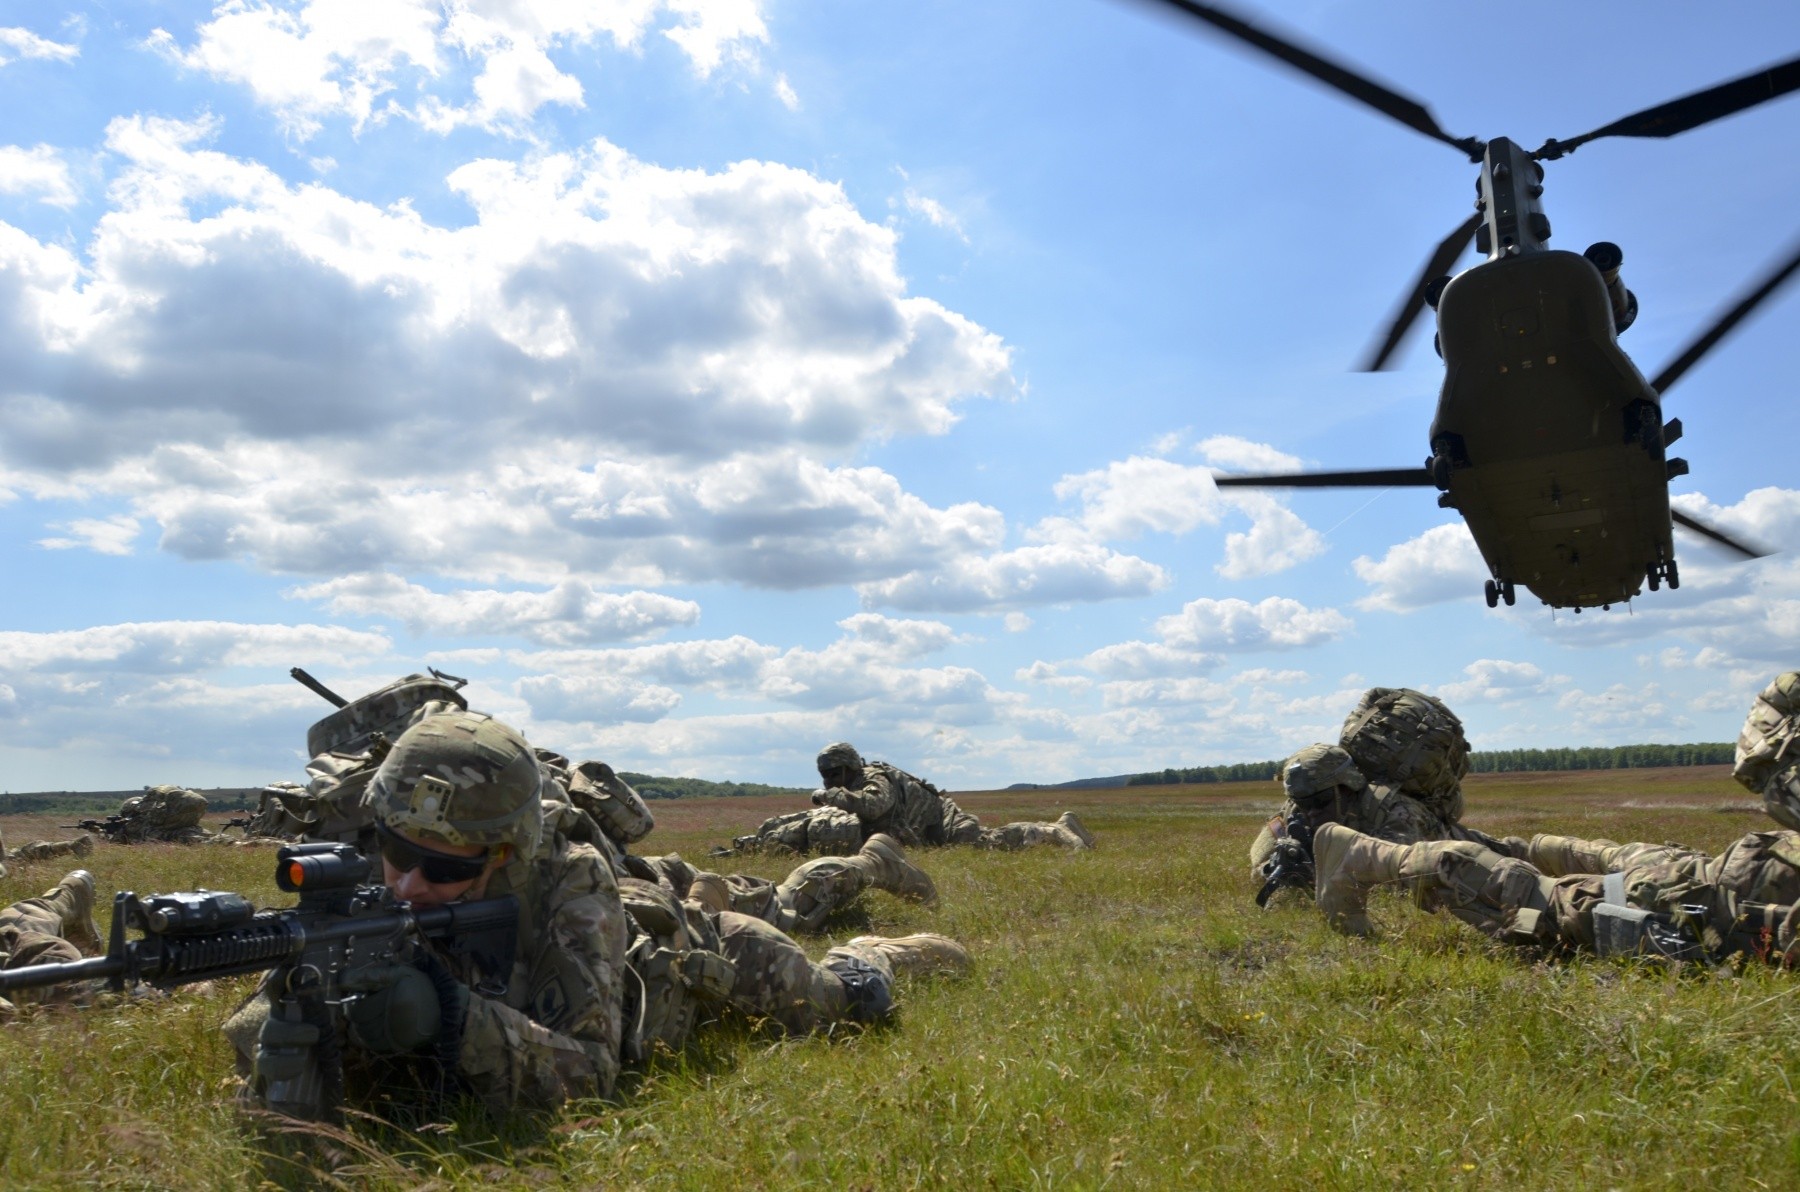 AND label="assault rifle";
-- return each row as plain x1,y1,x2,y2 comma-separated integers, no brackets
0,842,517,1121
62,815,129,840
1254,811,1317,908
223,813,254,832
